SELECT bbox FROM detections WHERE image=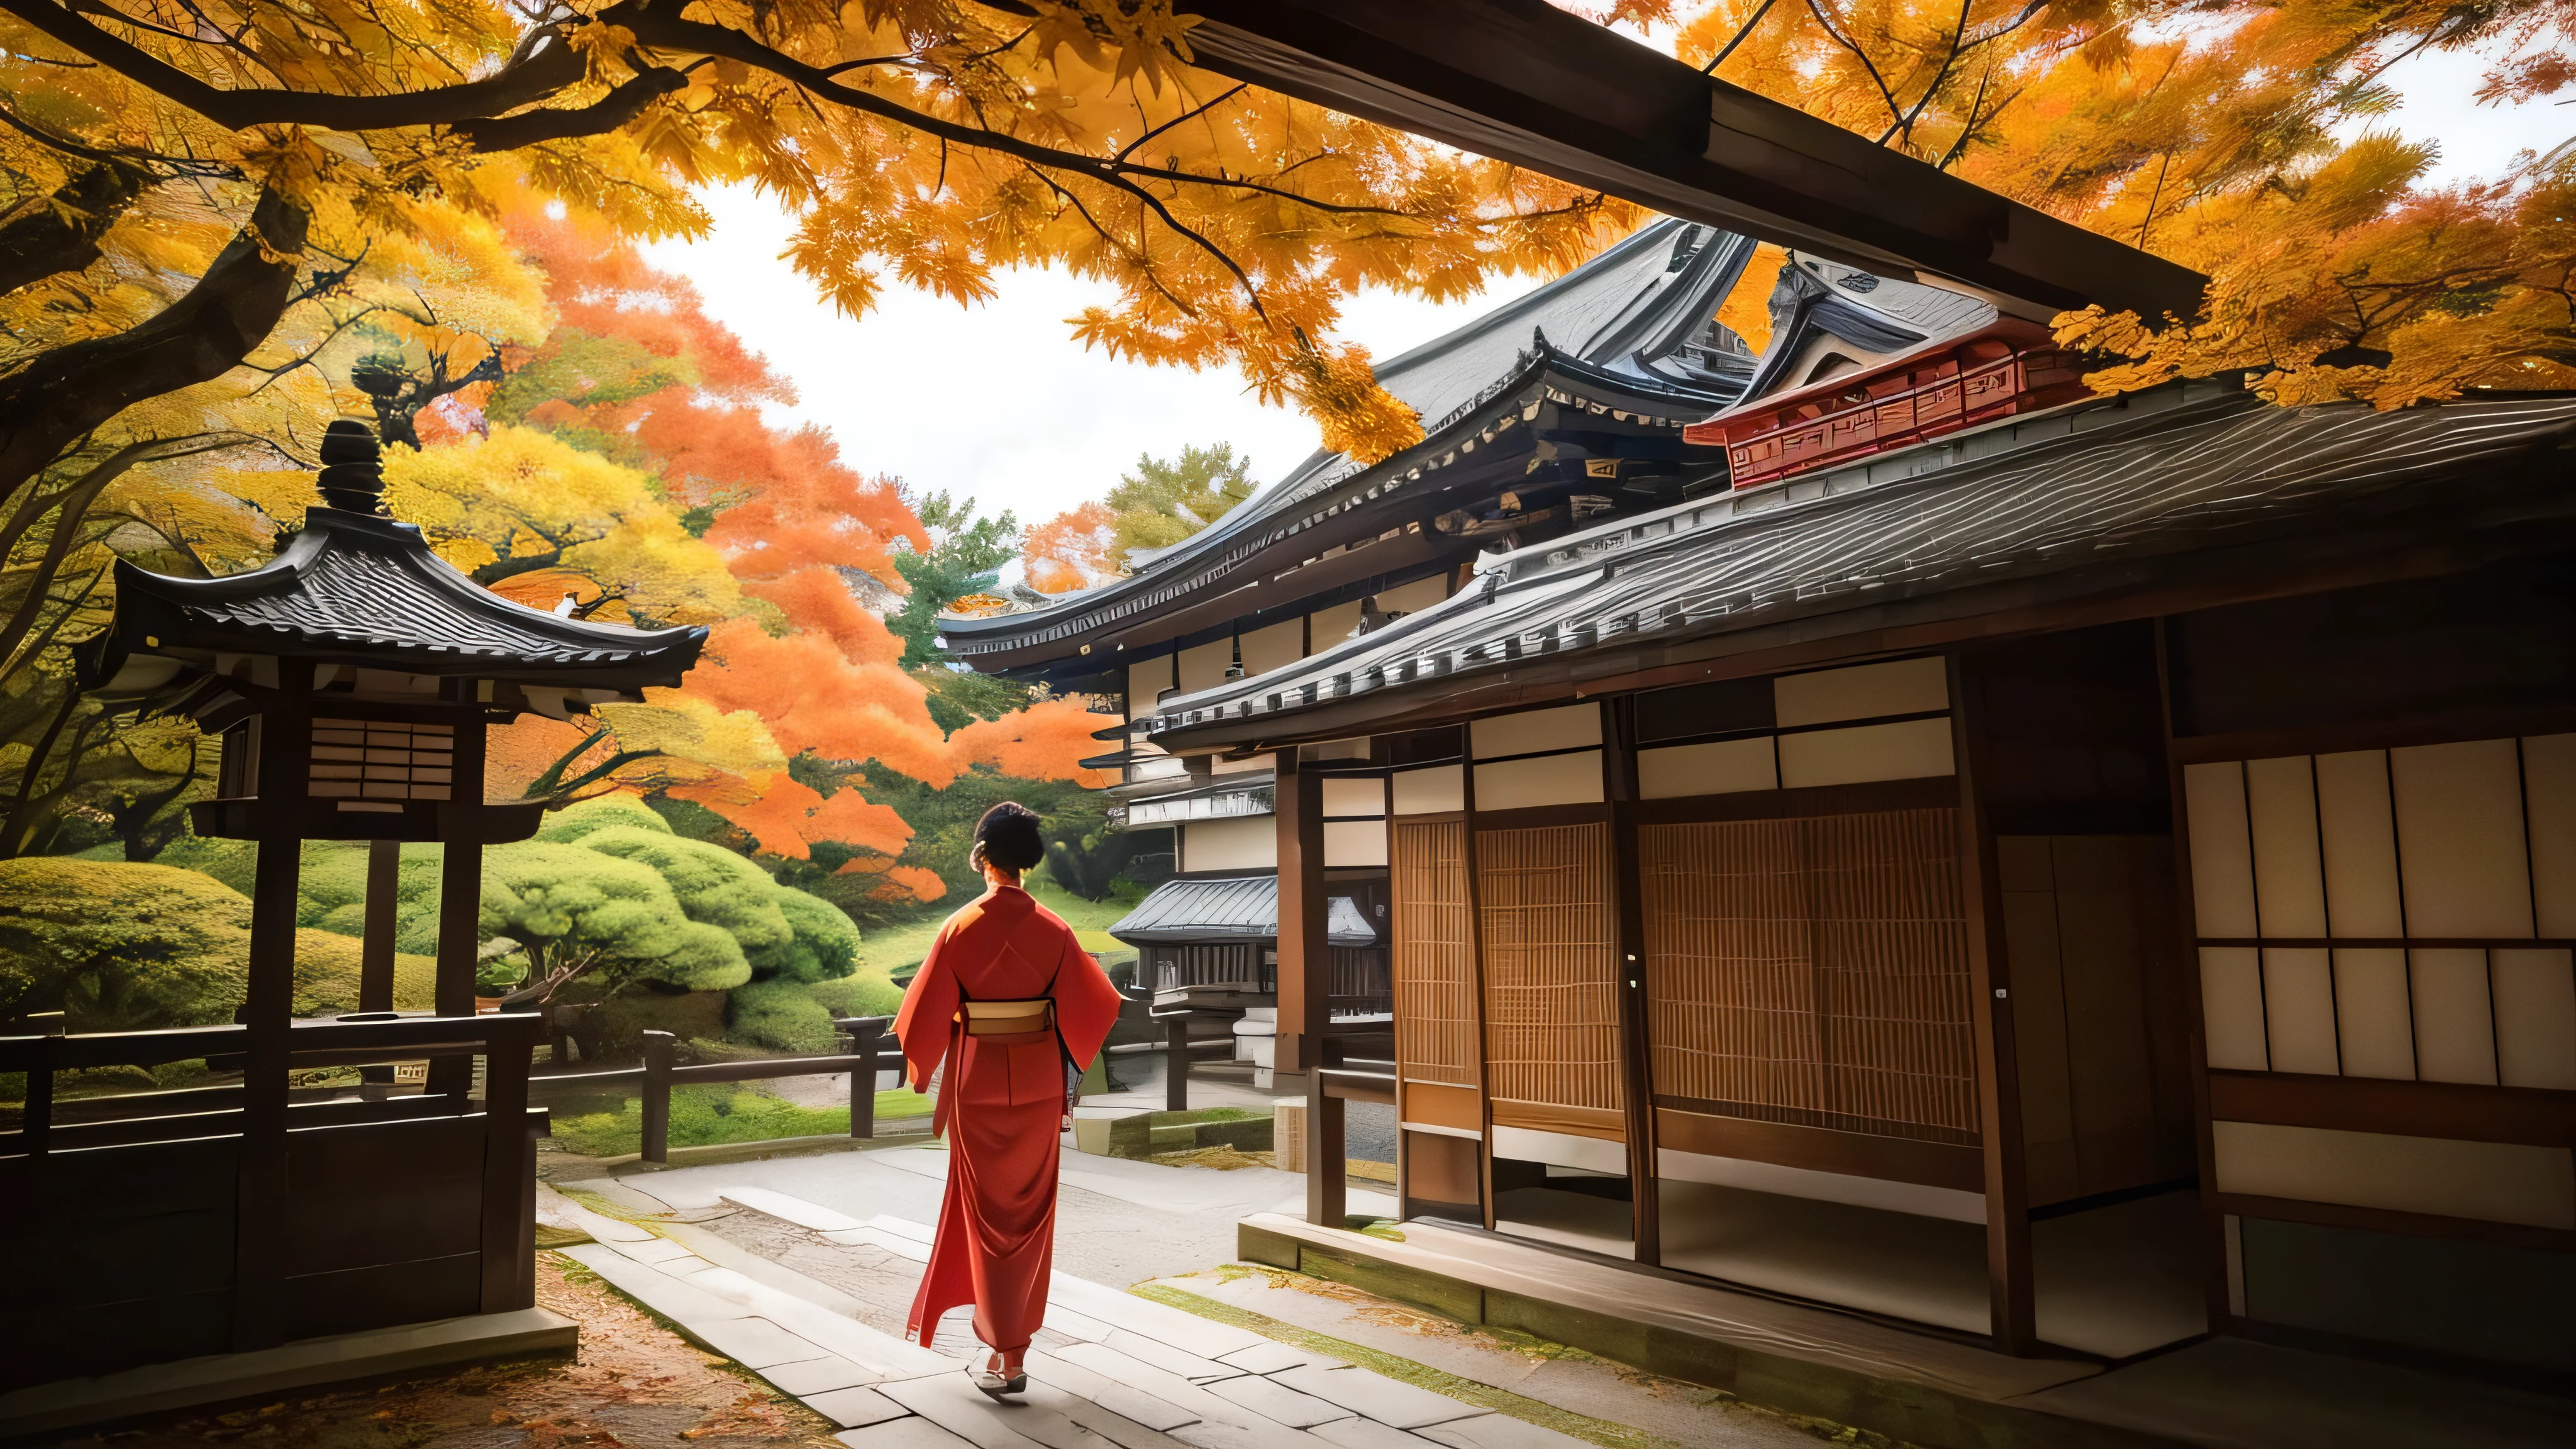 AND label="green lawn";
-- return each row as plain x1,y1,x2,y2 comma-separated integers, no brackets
551,1082,935,1157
